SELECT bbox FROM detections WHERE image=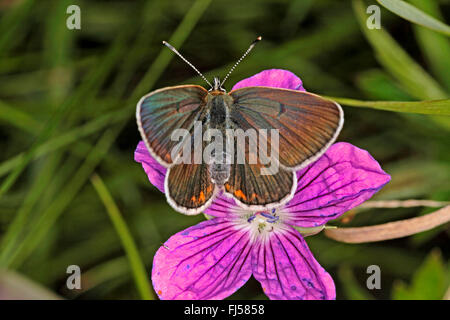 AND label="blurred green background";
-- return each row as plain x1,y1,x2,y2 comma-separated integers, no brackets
0,0,449,300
